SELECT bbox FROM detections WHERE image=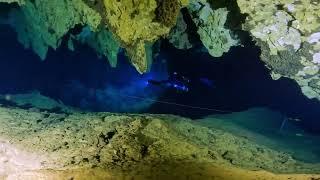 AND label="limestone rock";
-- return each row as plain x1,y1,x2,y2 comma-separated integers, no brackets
188,1,238,57
8,0,101,60
102,0,187,73
237,0,320,100
168,13,193,50
71,26,120,67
